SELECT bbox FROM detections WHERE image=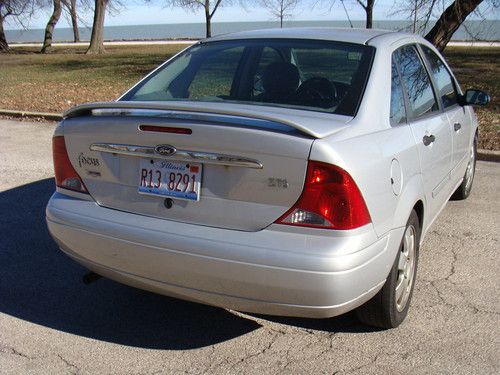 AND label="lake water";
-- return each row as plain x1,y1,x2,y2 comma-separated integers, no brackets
6,20,500,43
